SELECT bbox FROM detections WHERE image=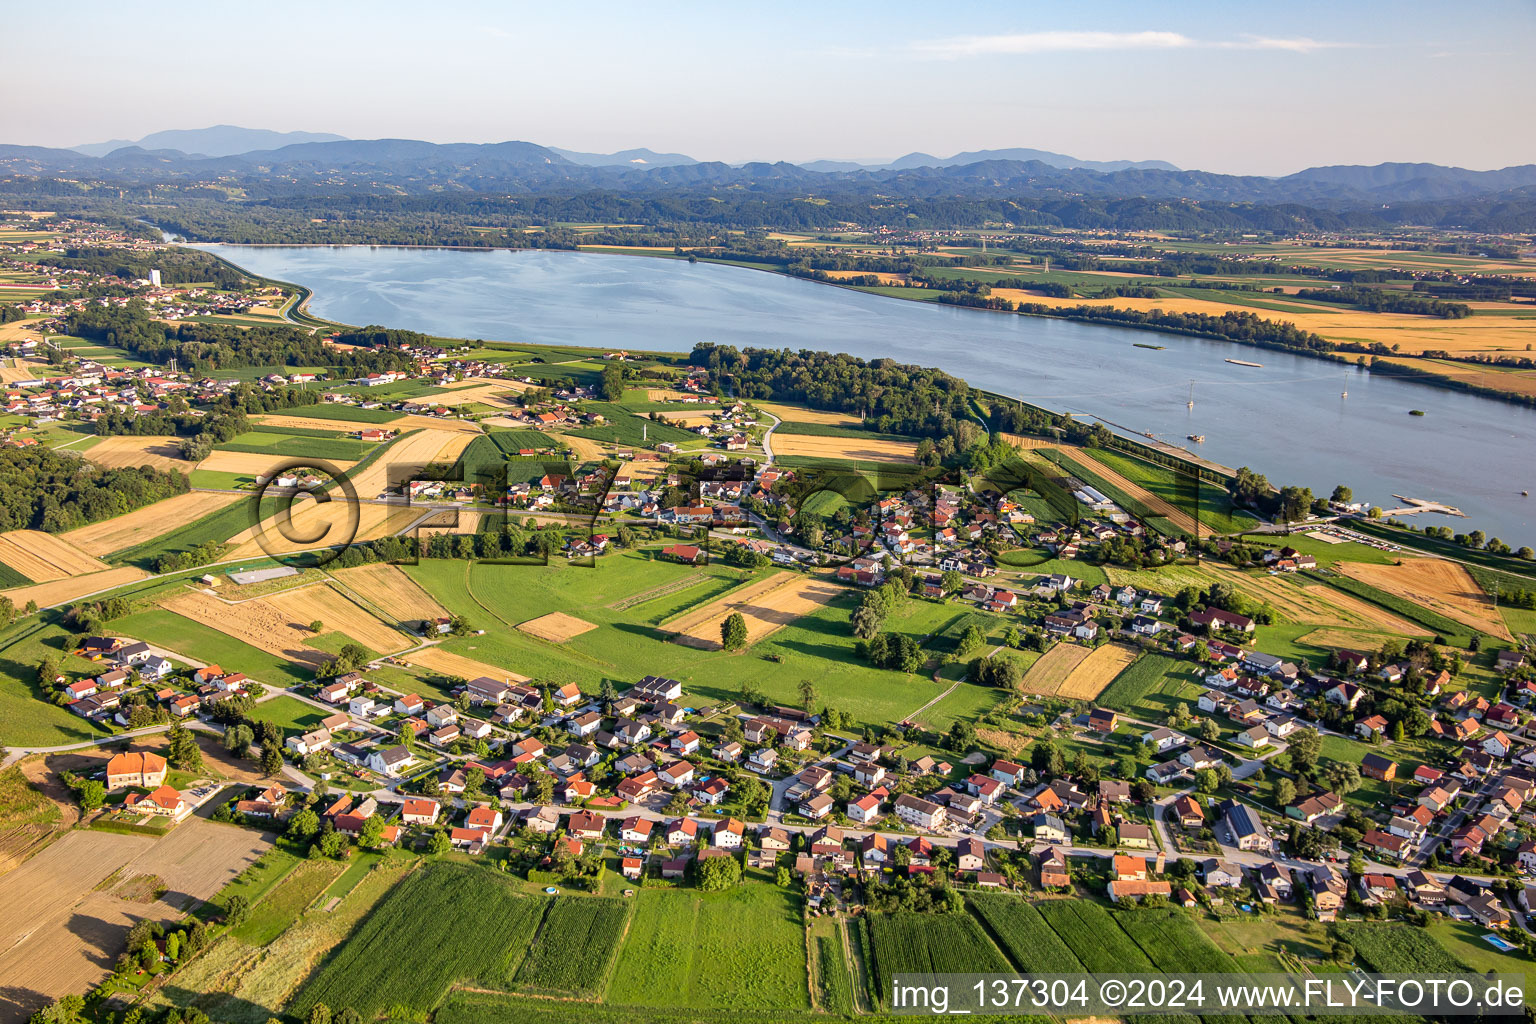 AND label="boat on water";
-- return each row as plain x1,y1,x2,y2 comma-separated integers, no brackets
1187,434,1205,443
1341,390,1348,398
1142,431,1156,438
1225,358,1263,367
